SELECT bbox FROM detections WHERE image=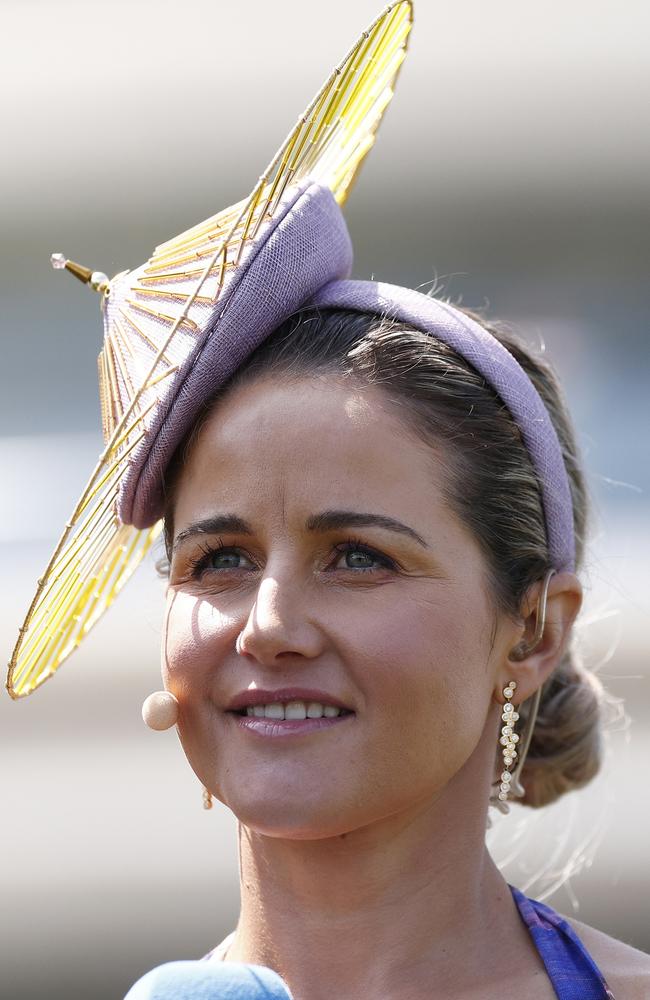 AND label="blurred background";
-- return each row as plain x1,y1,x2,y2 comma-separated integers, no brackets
1,0,648,996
